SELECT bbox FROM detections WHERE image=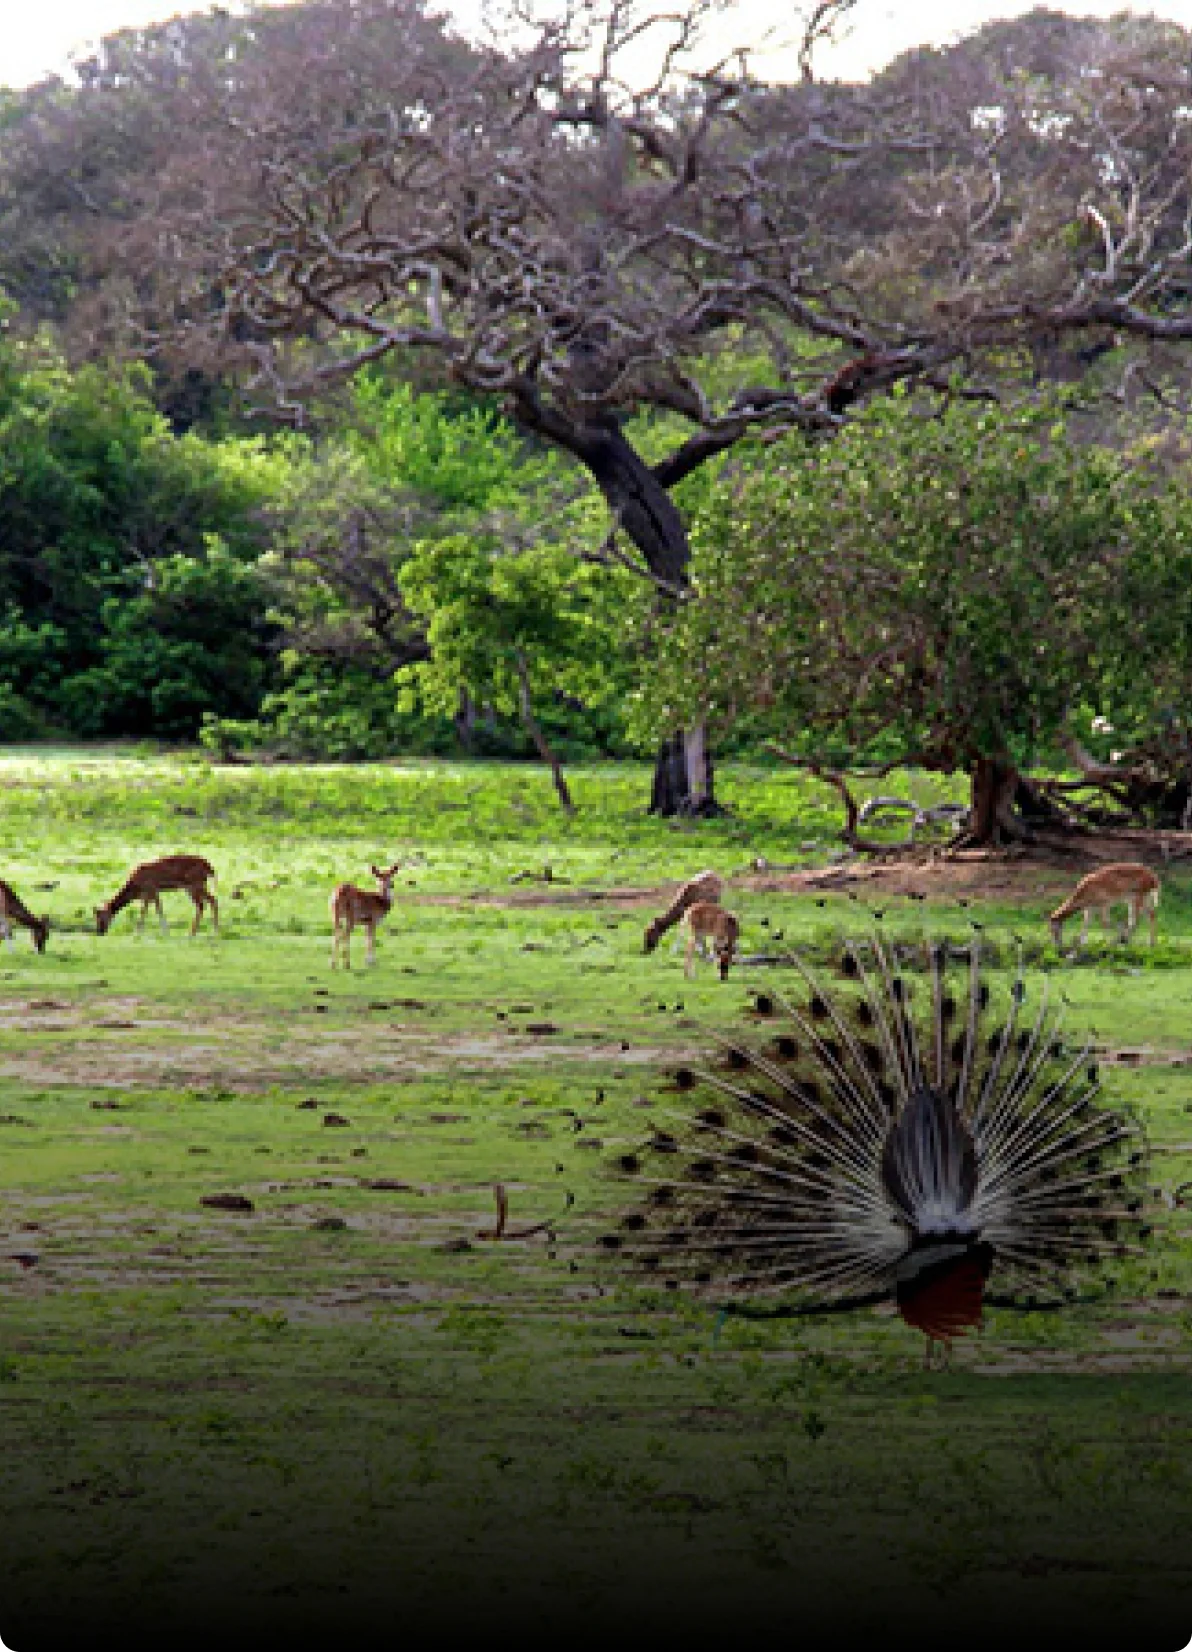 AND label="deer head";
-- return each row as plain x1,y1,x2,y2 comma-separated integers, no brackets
370,863,402,901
